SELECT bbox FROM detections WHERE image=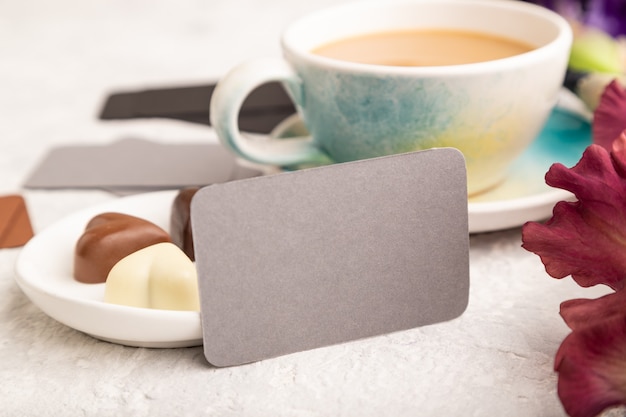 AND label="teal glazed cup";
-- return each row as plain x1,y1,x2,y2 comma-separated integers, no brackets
211,0,572,195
